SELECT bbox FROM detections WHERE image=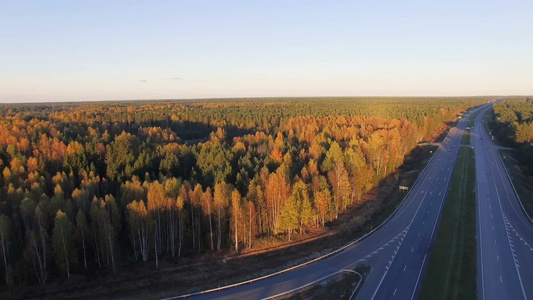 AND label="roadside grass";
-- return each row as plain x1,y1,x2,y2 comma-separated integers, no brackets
419,147,477,300
460,107,481,145
467,110,478,128
497,150,533,219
